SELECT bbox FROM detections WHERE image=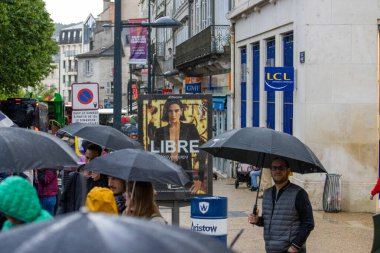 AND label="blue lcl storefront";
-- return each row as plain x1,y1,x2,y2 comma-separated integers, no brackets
212,96,229,176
